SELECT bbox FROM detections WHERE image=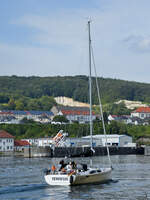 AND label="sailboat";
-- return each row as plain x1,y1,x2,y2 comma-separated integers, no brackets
44,21,112,186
